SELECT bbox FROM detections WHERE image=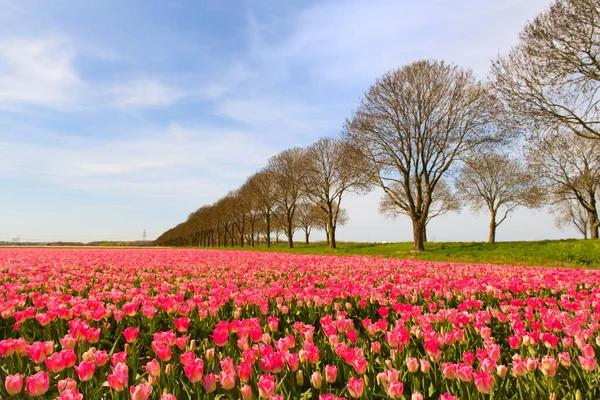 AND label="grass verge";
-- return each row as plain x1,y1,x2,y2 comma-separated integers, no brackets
193,239,600,268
